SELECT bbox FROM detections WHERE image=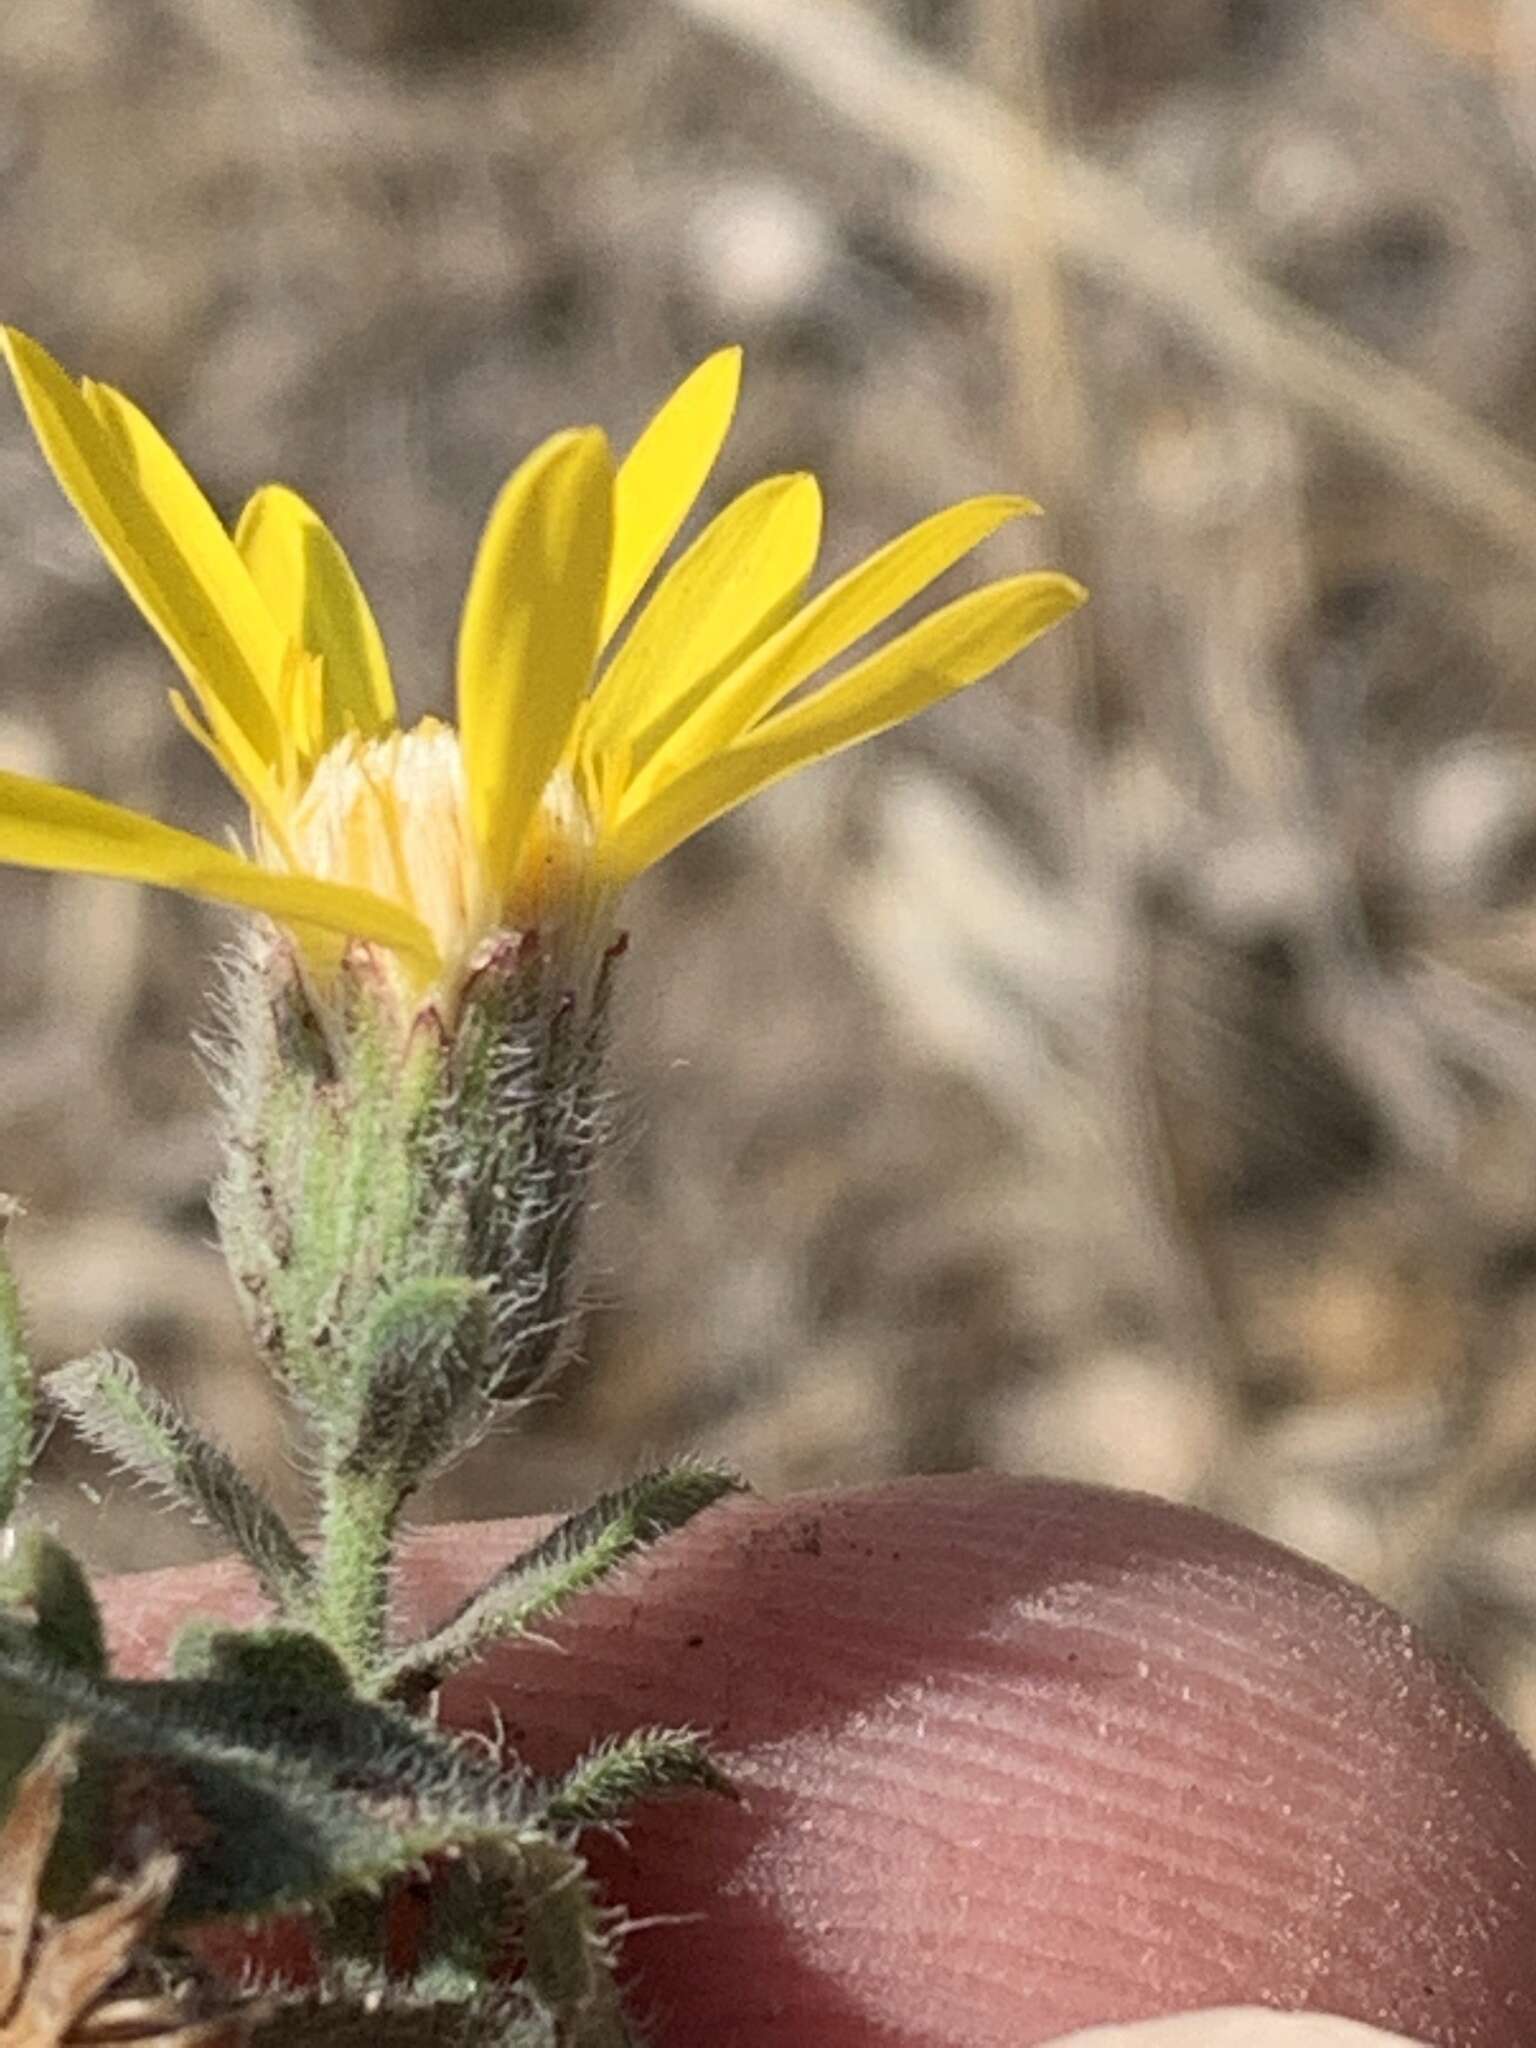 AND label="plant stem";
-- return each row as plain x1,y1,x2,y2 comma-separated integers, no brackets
0,1198,33,1525
317,1465,401,1675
